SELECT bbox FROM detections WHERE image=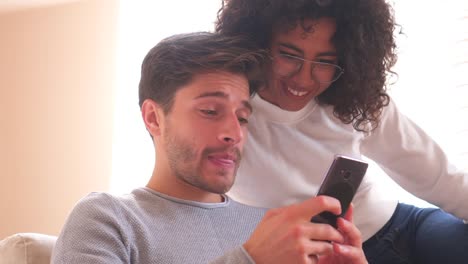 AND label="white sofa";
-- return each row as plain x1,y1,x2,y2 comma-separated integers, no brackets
0,233,57,264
